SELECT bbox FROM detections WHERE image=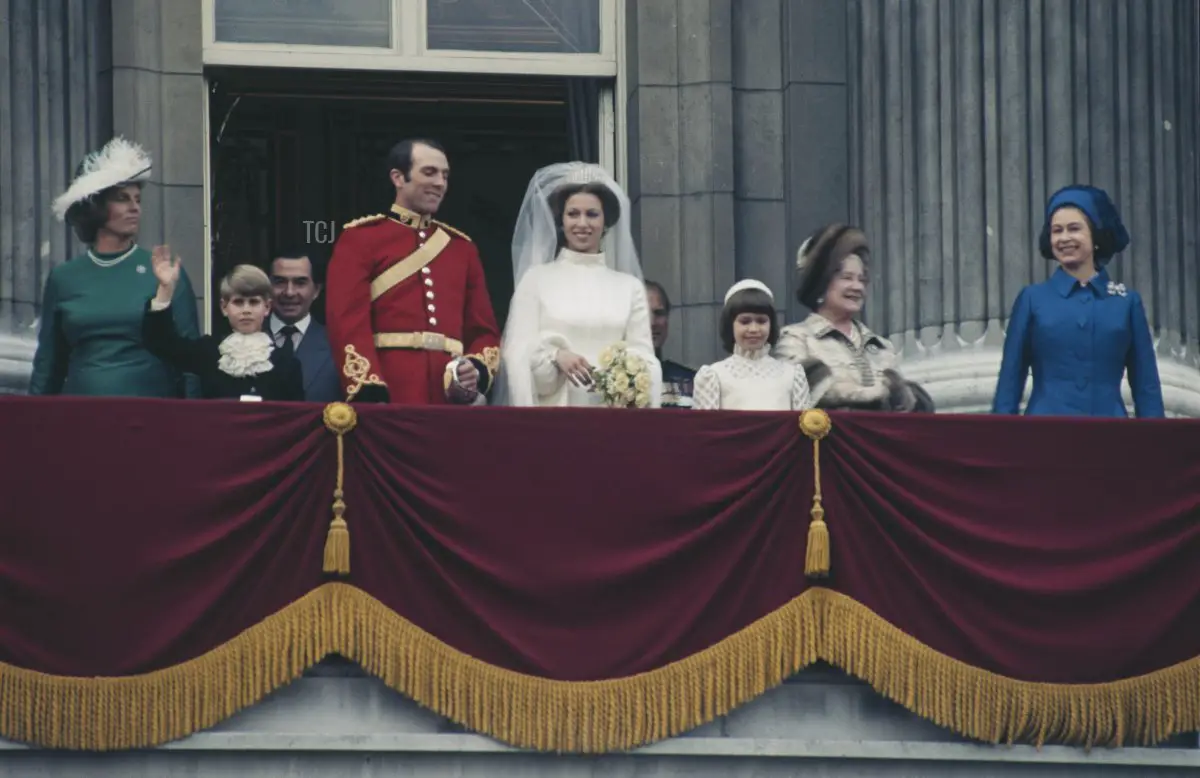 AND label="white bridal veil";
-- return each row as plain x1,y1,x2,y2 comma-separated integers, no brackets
493,162,645,407
509,161,643,287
